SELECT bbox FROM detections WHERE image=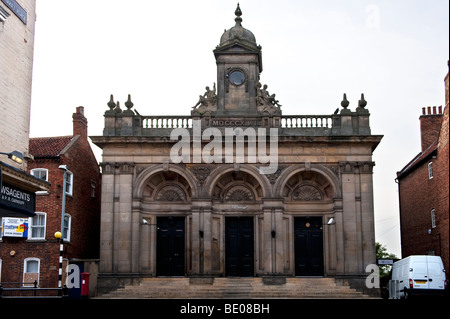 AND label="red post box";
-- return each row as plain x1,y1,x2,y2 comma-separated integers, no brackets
80,272,90,298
